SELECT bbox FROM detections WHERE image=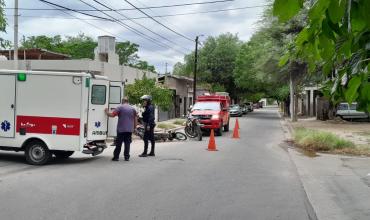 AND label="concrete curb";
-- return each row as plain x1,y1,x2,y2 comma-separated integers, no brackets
277,112,370,220
278,112,319,220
